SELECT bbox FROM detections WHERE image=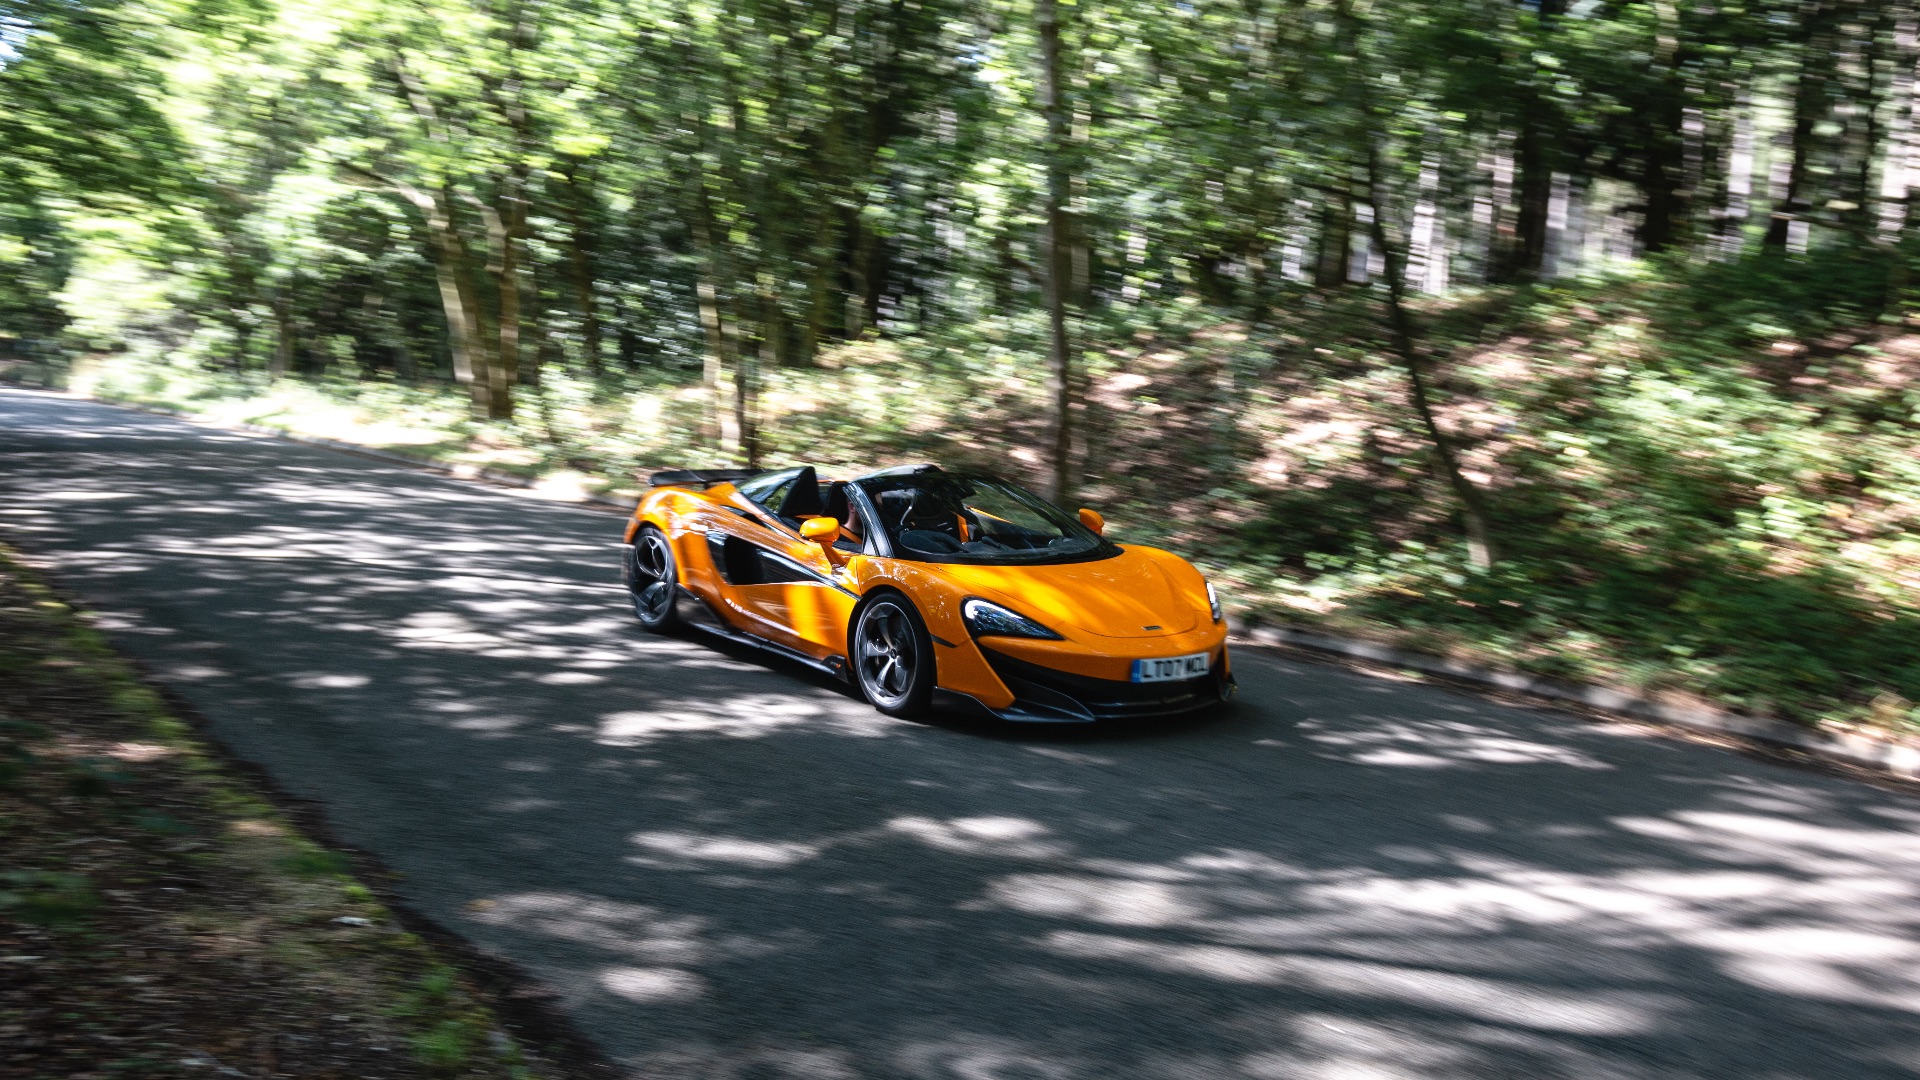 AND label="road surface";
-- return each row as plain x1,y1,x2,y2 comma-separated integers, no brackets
3,387,1918,1080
